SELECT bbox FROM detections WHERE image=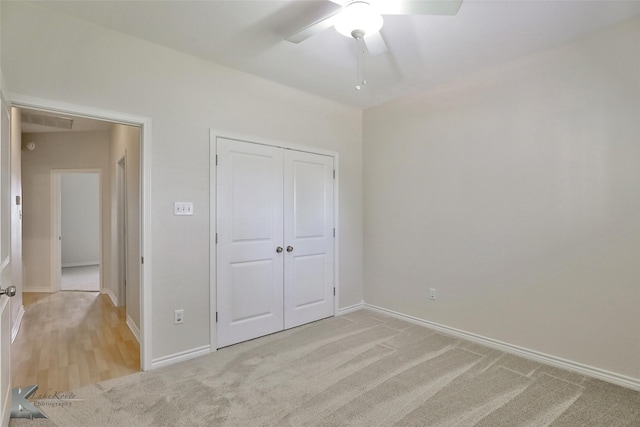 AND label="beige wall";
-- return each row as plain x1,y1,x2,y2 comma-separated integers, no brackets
363,18,640,380
1,2,363,360
109,124,141,332
21,131,111,292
